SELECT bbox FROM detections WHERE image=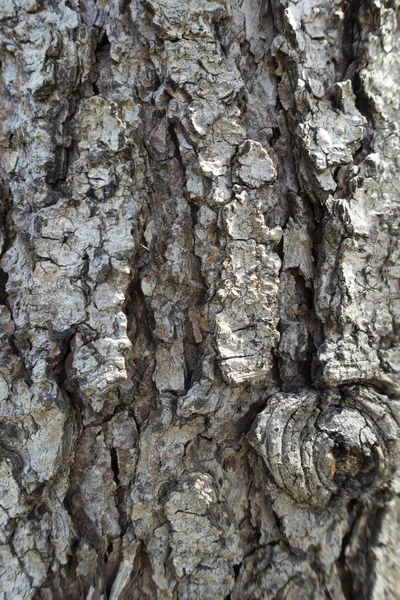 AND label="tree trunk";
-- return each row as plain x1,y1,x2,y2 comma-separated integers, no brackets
0,0,399,598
